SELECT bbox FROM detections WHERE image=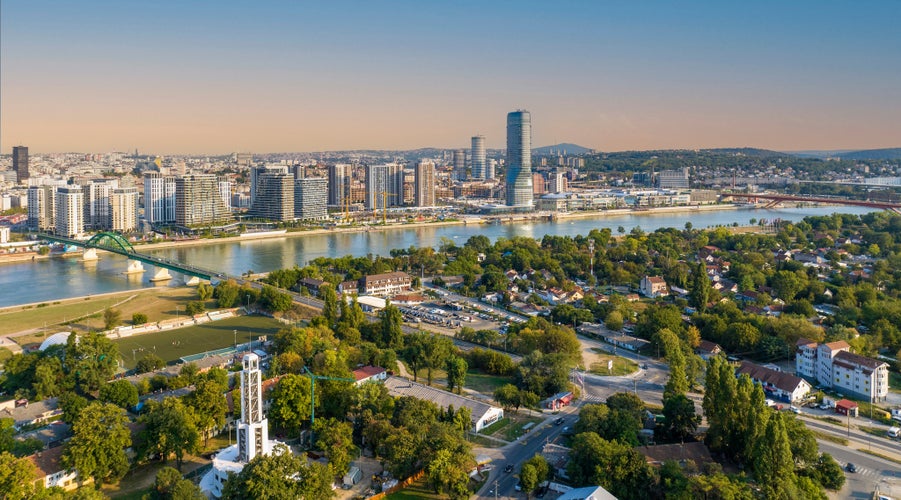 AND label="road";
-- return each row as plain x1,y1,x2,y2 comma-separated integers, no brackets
818,441,901,500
